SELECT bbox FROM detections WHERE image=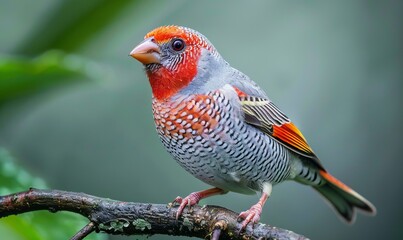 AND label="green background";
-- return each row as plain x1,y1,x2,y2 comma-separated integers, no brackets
1,0,402,239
